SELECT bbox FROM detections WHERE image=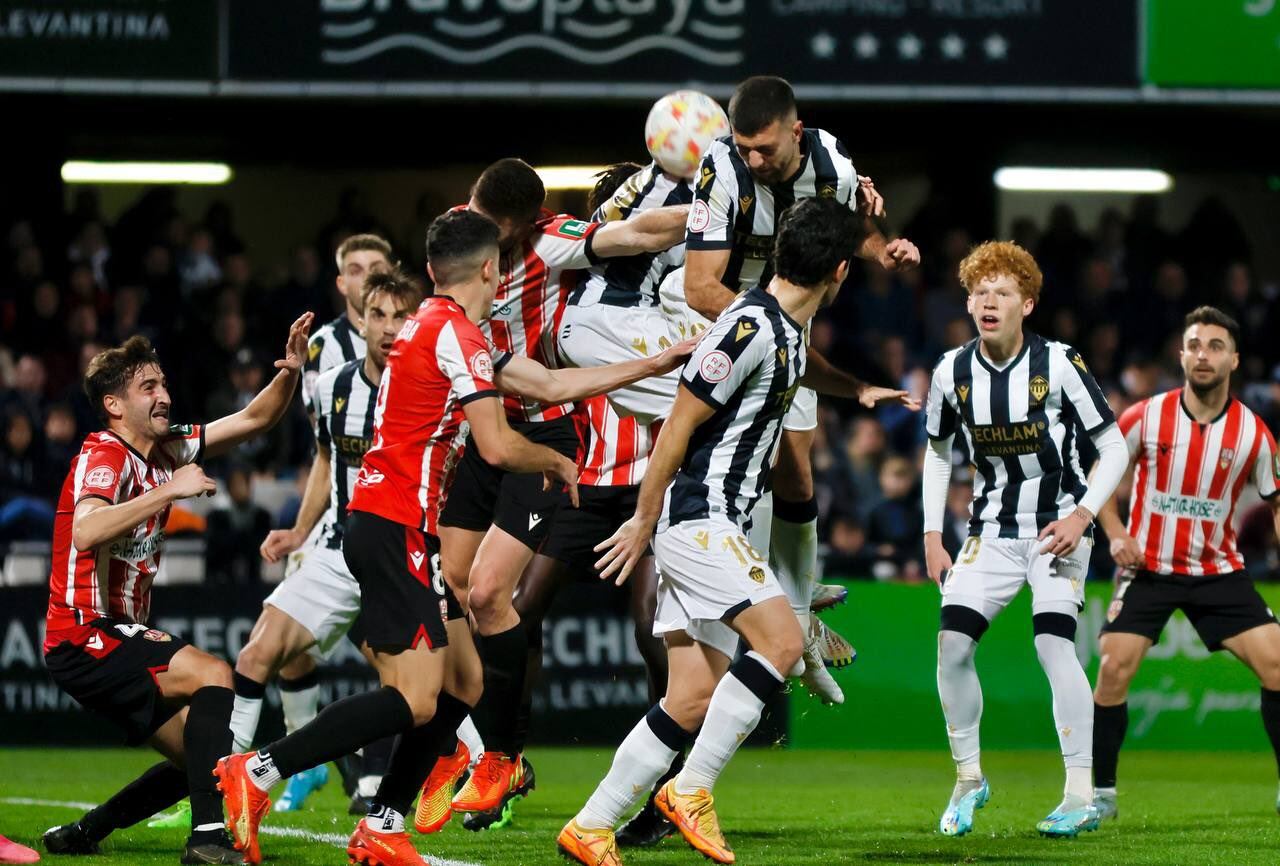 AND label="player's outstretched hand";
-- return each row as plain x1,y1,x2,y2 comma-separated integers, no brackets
924,532,952,587
542,454,580,508
858,385,921,411
275,312,316,373
169,464,216,500
1038,509,1090,556
881,238,920,272
594,516,653,586
1110,533,1144,570
261,528,307,564
652,335,702,374
856,175,885,218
